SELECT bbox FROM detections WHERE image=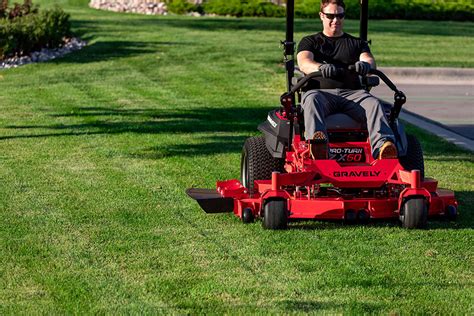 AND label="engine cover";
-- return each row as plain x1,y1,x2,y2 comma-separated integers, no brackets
258,109,291,159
